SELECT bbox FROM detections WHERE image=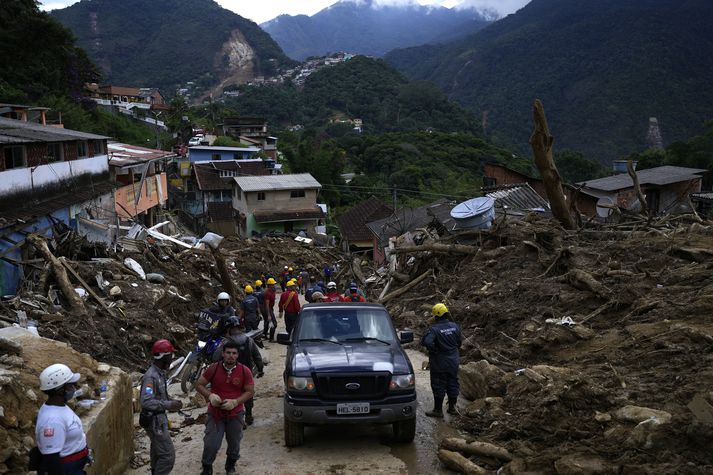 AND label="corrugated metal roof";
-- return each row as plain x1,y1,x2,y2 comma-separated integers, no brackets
0,117,109,144
366,203,437,247
189,146,260,152
336,196,393,242
484,183,550,213
233,173,321,192
577,166,707,191
108,142,176,166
